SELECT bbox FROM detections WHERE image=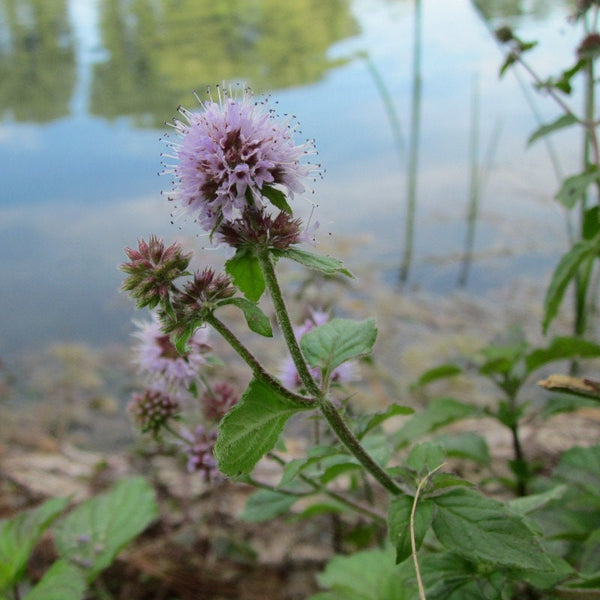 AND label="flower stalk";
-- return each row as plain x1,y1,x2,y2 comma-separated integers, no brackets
257,247,403,496
204,312,315,408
